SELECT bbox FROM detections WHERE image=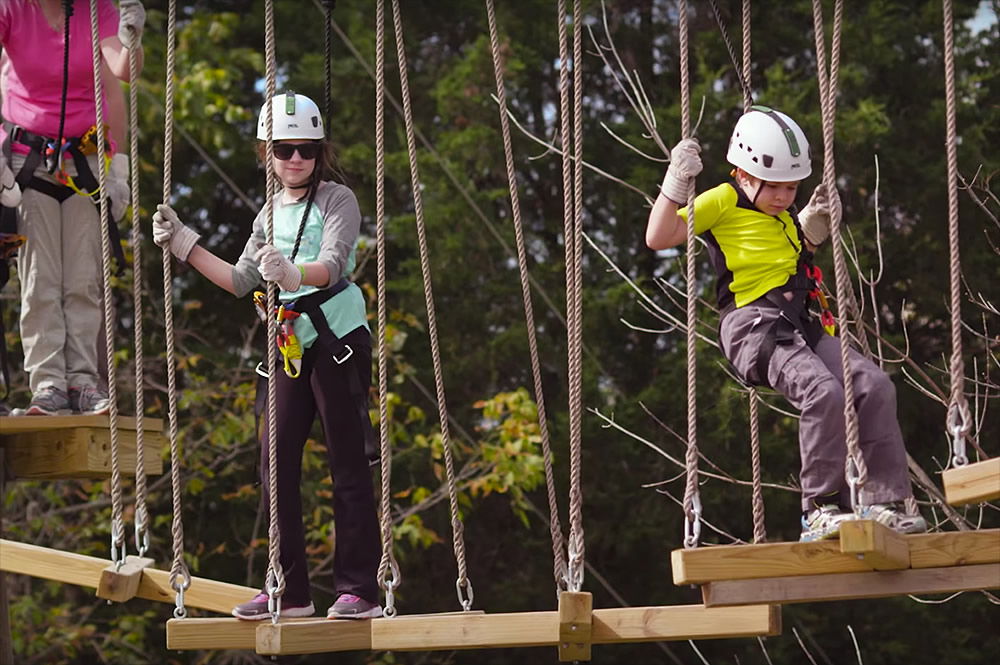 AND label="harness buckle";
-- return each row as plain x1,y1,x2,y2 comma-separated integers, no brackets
333,345,353,365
